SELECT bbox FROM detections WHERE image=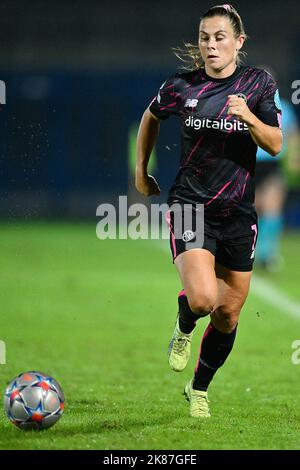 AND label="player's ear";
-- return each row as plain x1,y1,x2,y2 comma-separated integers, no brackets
236,35,245,51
